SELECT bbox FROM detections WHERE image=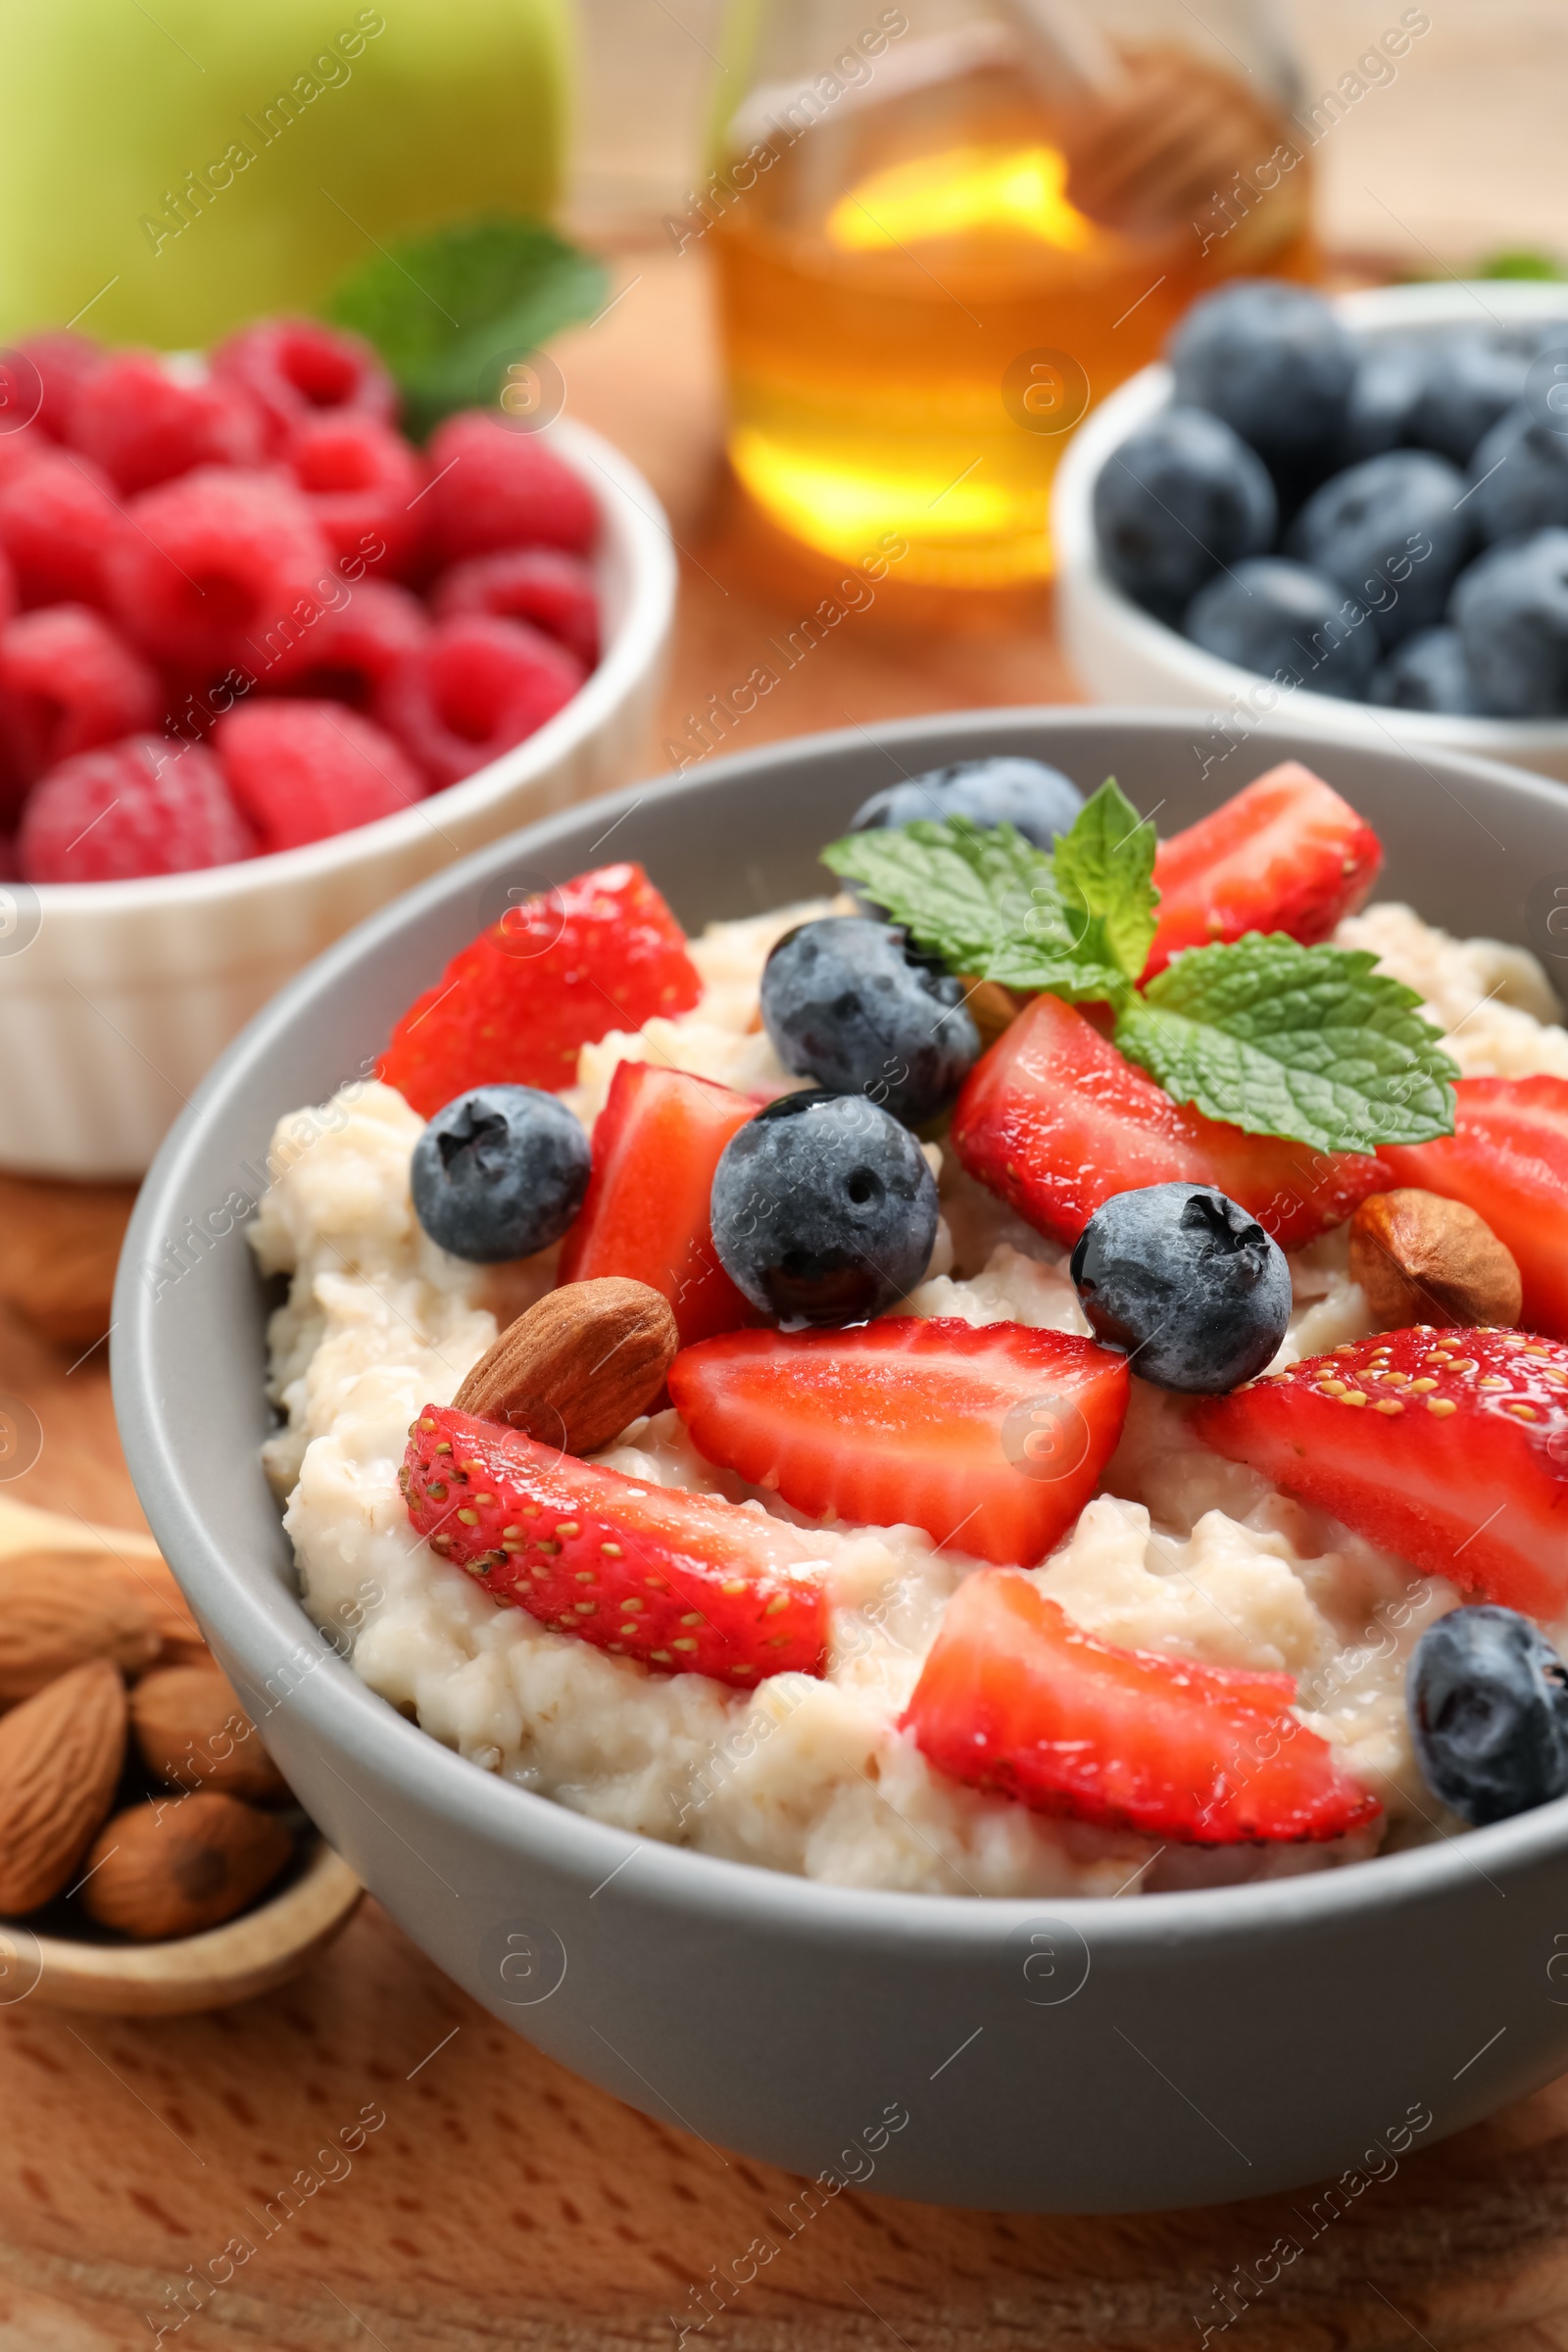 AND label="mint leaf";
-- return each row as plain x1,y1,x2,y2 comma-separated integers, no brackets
820,818,1127,1003
324,214,609,441
1053,777,1159,985
1115,935,1457,1154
